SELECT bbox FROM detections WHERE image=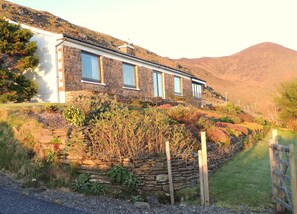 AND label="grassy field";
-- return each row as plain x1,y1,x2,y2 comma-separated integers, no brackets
209,129,297,211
